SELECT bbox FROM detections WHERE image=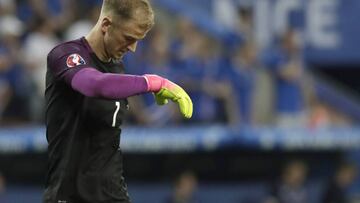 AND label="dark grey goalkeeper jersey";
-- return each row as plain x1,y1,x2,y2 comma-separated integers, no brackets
44,37,131,203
